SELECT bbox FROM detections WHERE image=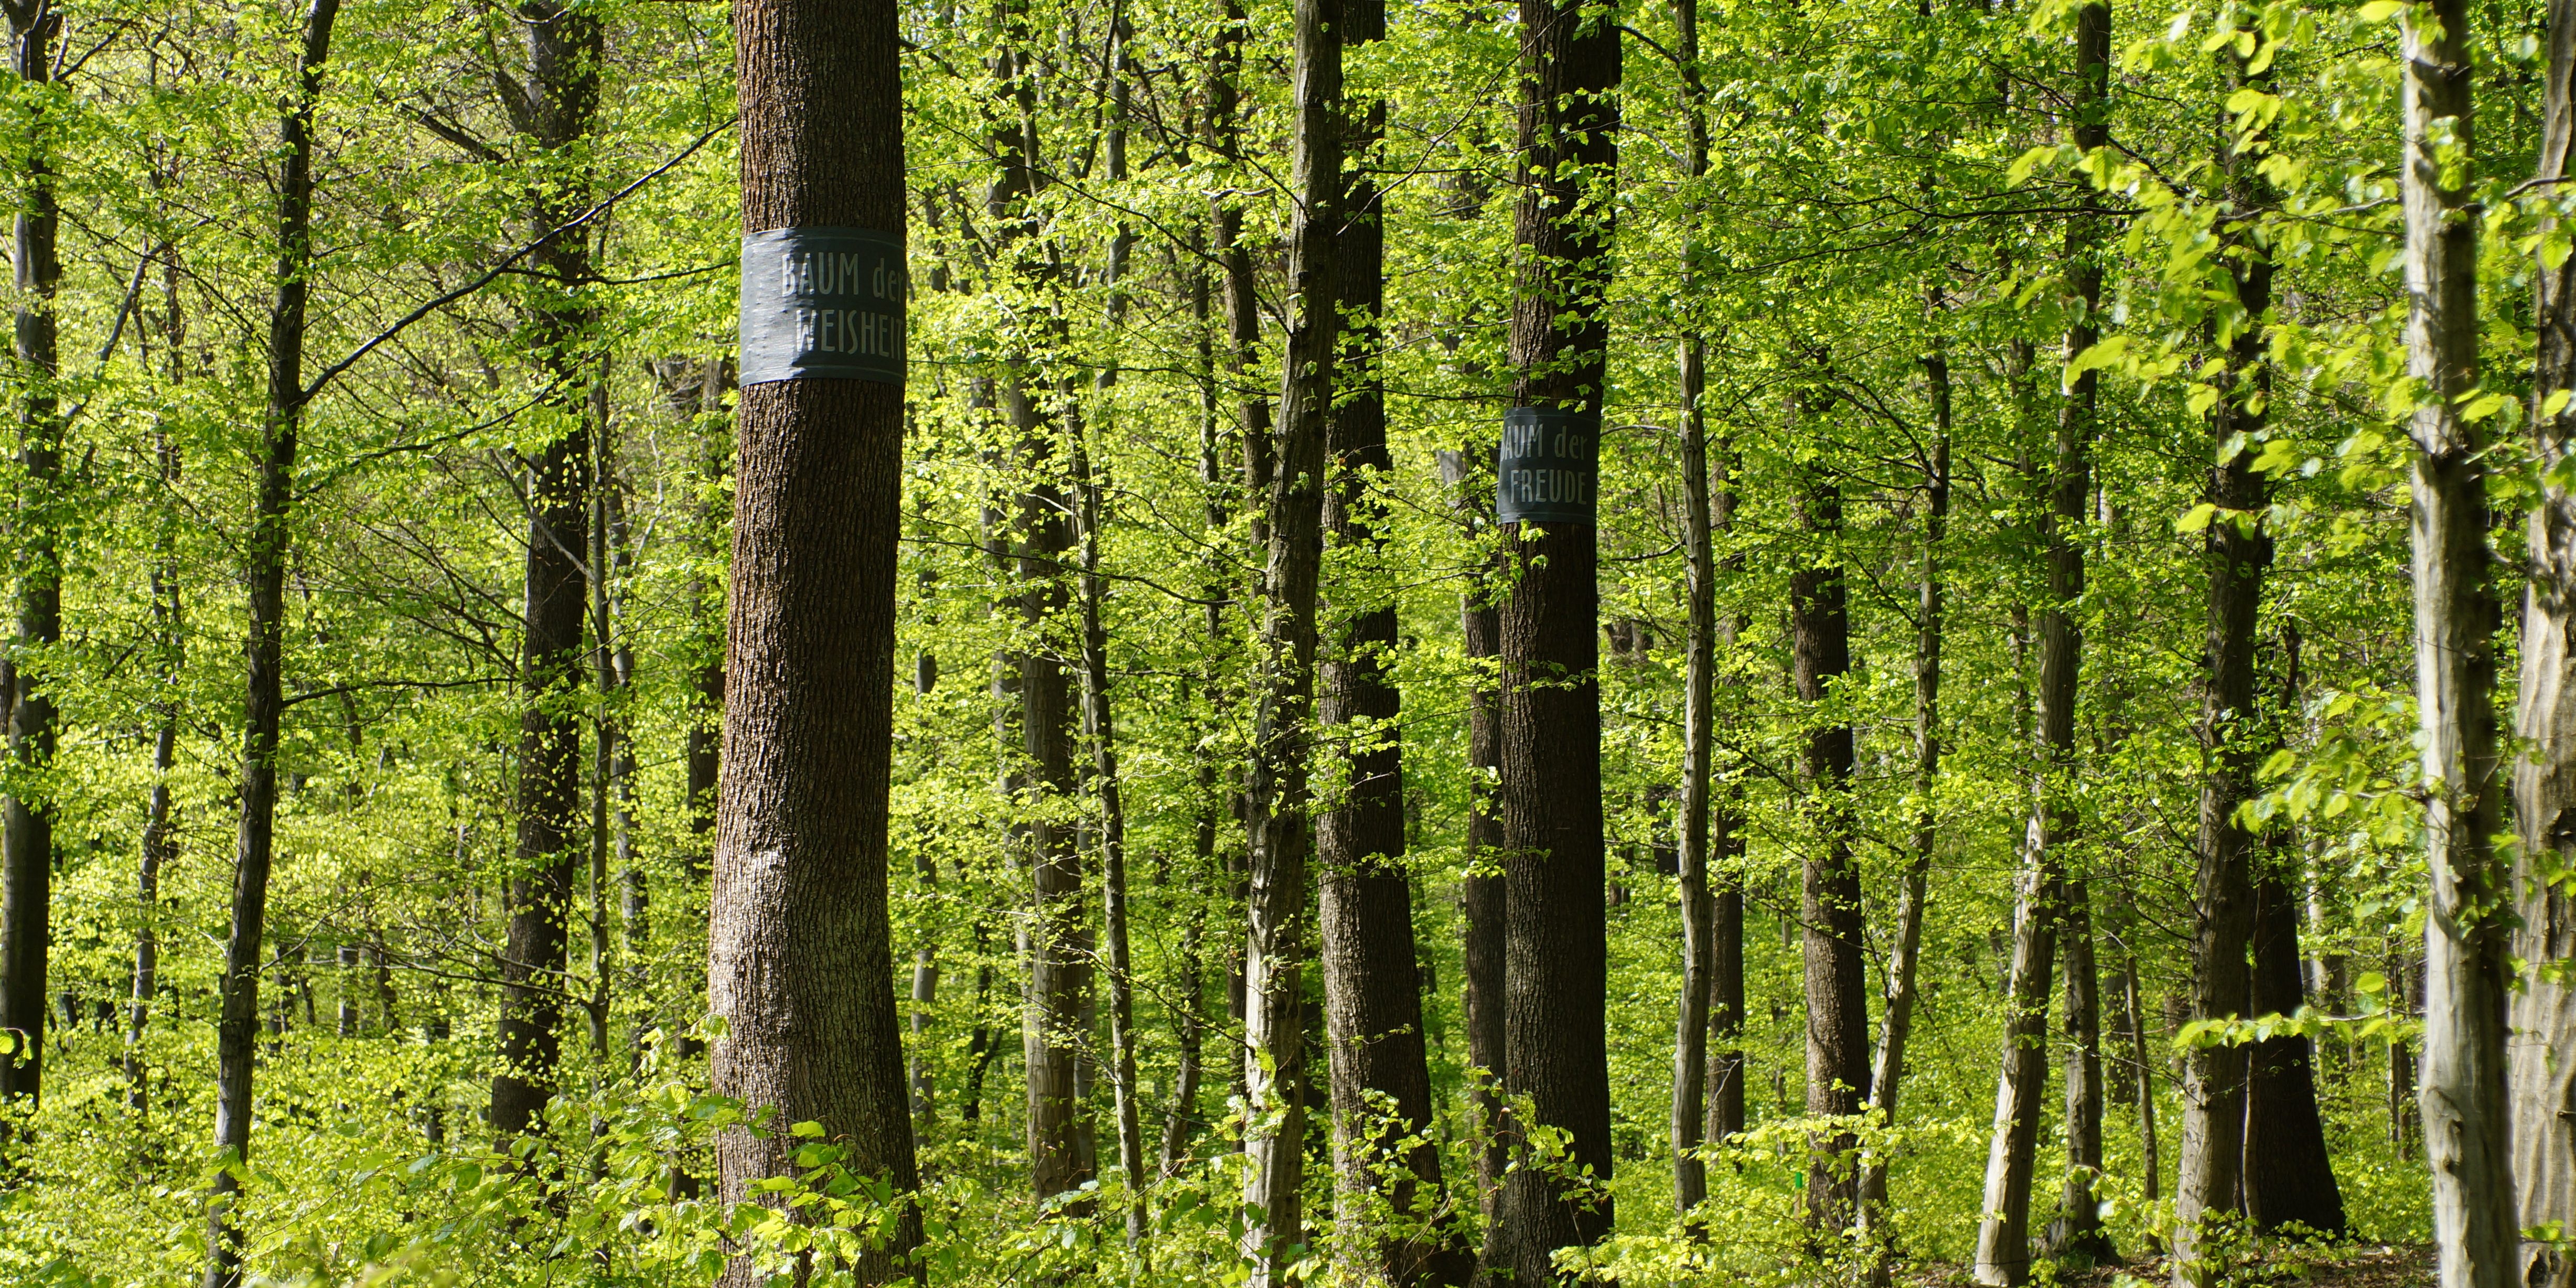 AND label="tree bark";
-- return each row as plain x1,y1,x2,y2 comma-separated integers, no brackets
1977,7,2104,1279
490,0,602,1142
685,359,730,884
0,0,60,1114
2516,1,2576,1281
2245,835,2344,1235
1239,0,1339,1274
1461,579,1505,1228
1318,2,1464,1277
1668,0,1717,1225
710,0,921,1282
1792,422,1867,1238
206,4,338,1283
1859,335,1948,1261
2401,0,2519,1283
2172,34,2279,1285
2047,885,2113,1262
1485,2,1617,1279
